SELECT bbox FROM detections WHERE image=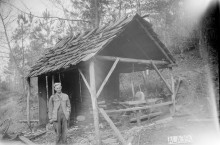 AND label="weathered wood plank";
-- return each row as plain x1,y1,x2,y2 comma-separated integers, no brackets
151,61,172,94
136,110,141,126
78,69,91,94
89,61,101,145
105,101,173,113
19,136,37,145
19,120,39,123
46,76,49,107
97,58,119,98
99,108,127,145
170,74,175,115
130,112,162,122
52,75,54,95
96,55,169,66
38,75,48,125
142,71,148,91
